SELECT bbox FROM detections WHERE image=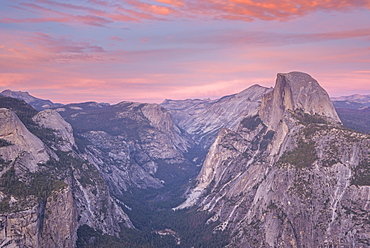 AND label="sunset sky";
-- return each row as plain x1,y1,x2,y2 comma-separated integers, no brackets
1,0,370,104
